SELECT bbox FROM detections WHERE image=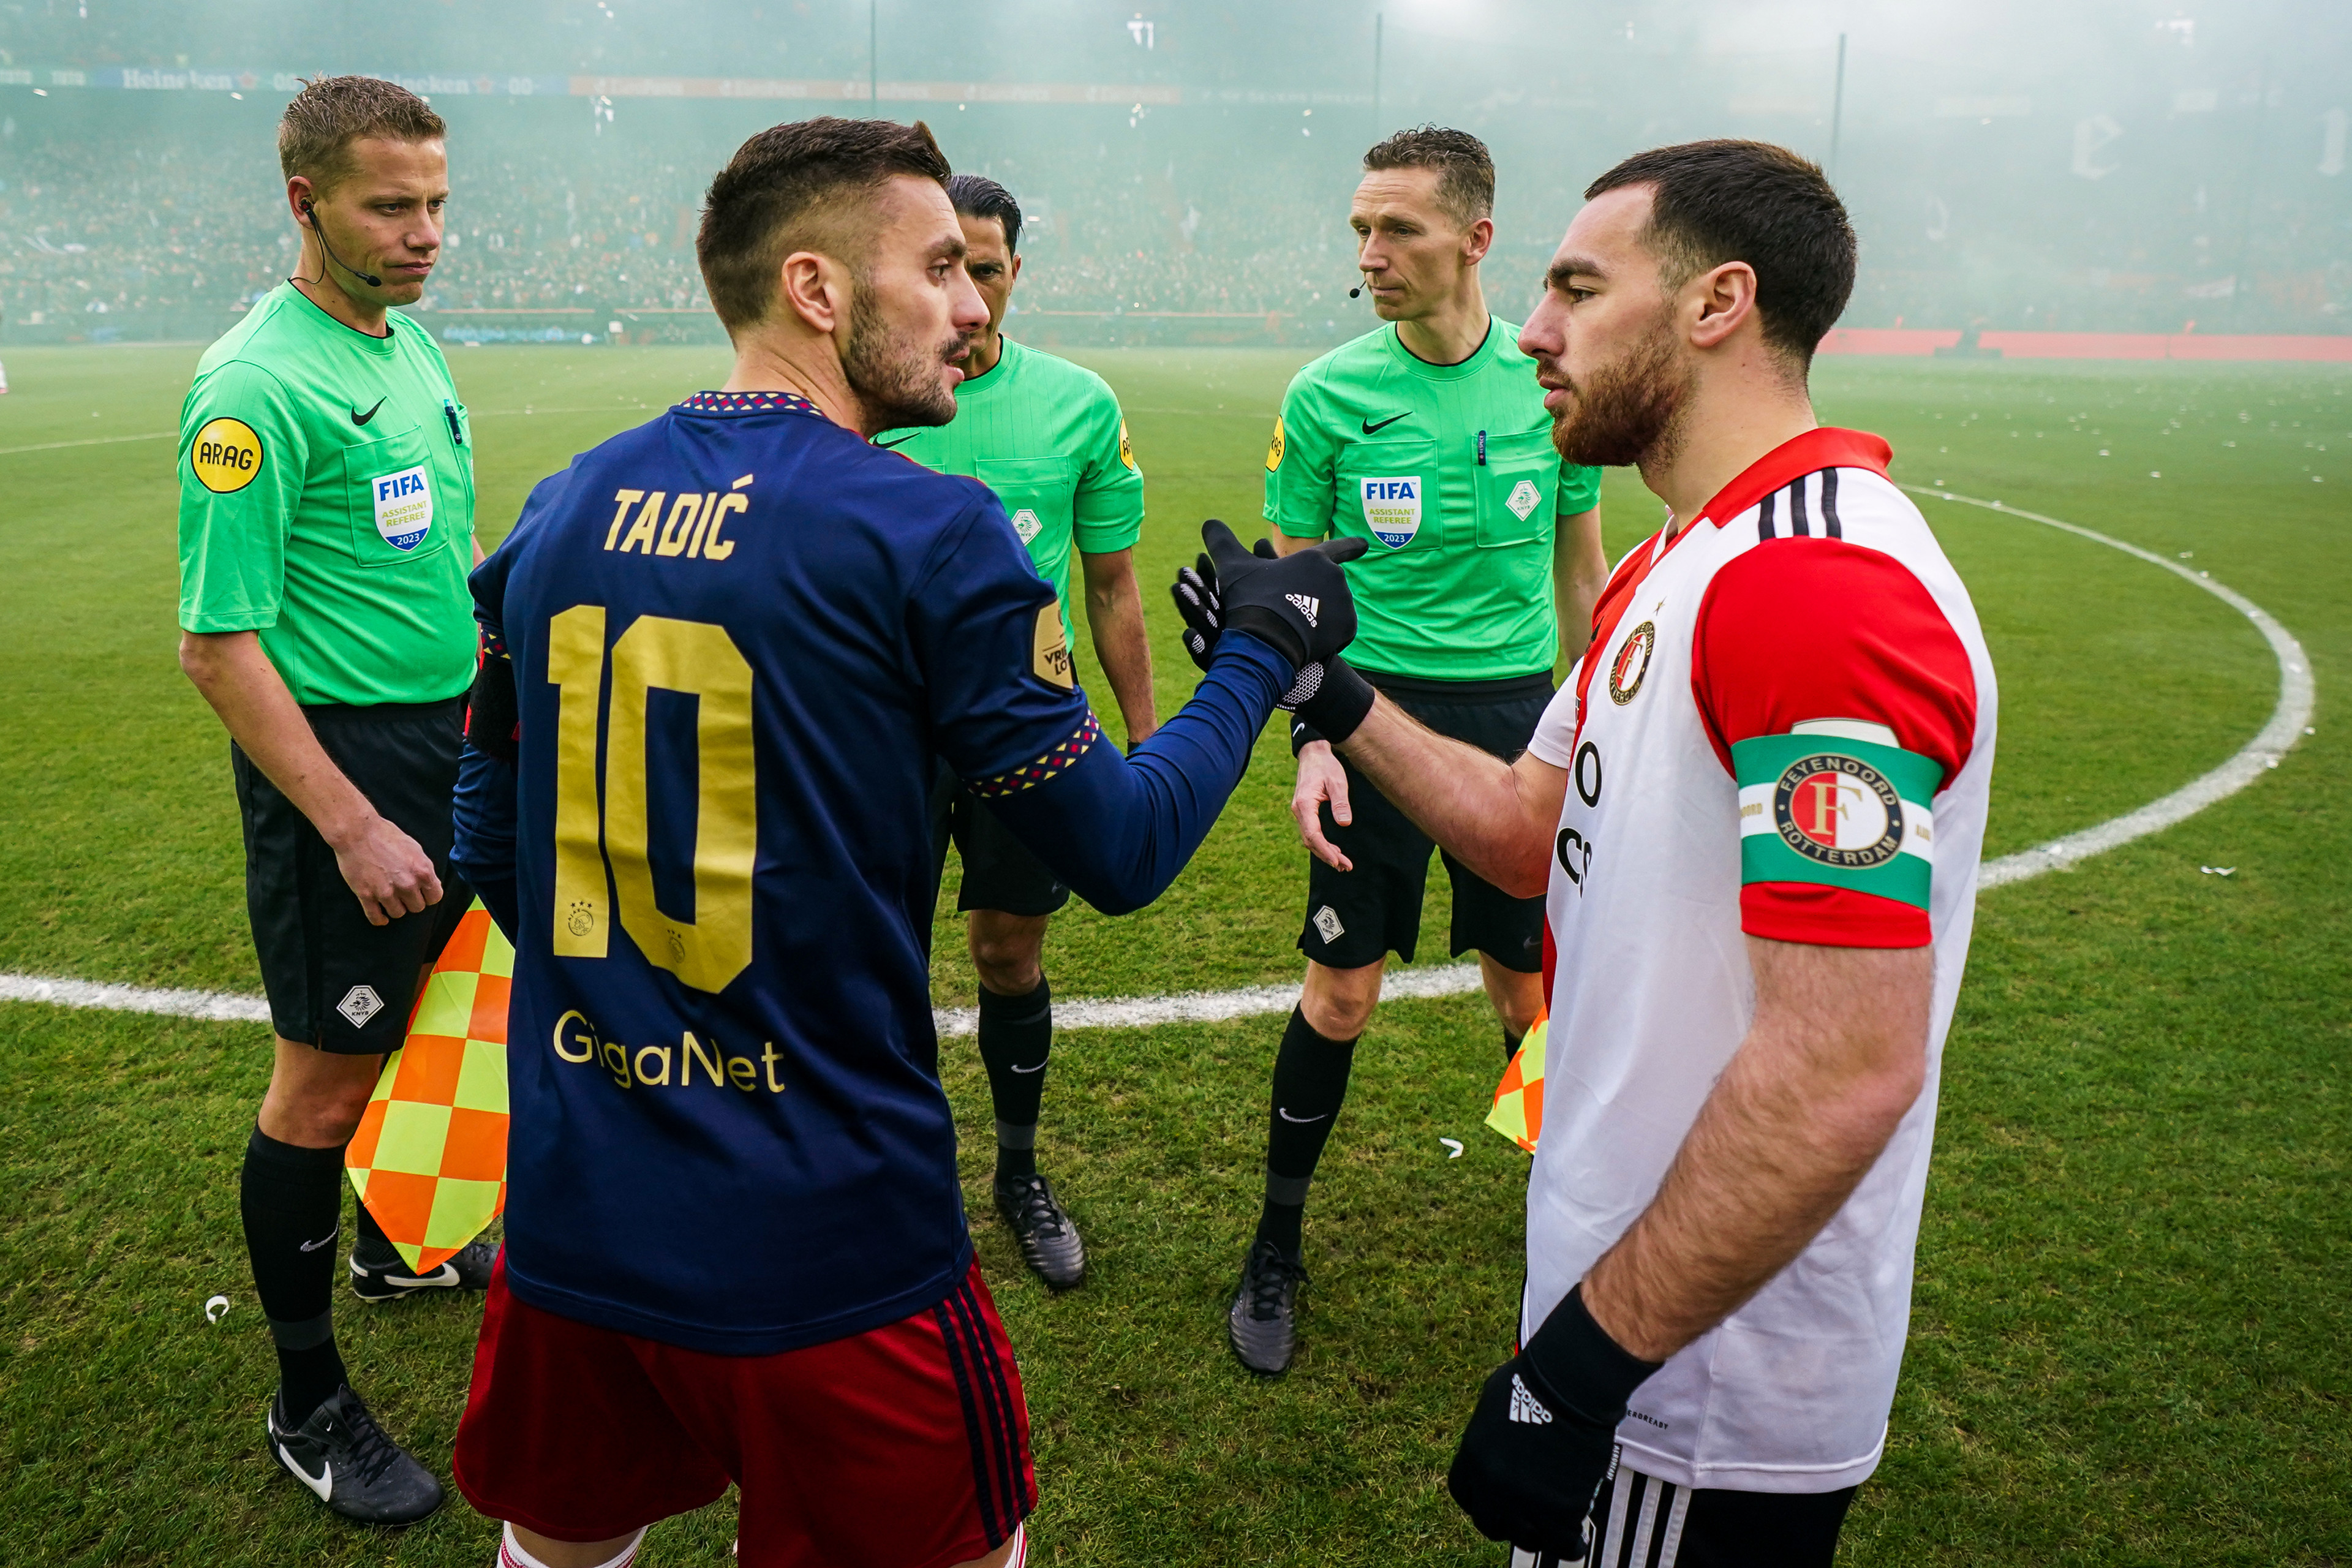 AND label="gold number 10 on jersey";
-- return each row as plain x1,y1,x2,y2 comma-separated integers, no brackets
545,604,758,995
